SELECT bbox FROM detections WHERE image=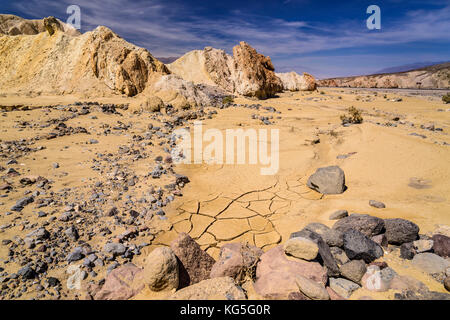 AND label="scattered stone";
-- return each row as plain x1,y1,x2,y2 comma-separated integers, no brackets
210,243,263,281
17,266,36,280
254,245,327,299
329,277,360,299
413,239,434,253
283,237,319,261
384,218,419,245
412,252,450,279
329,210,348,220
168,277,246,300
333,213,385,237
394,290,450,300
103,242,127,256
340,260,367,283
288,291,309,300
94,263,144,300
11,196,34,212
67,247,85,263
343,229,384,263
304,223,344,247
330,247,350,266
64,226,79,240
295,275,329,300
47,277,60,287
170,233,216,287
444,277,450,292
431,234,450,257
289,229,340,276
142,247,179,292
369,200,385,208
306,166,346,194
326,286,346,300
400,242,416,260
361,265,396,292
371,234,388,249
